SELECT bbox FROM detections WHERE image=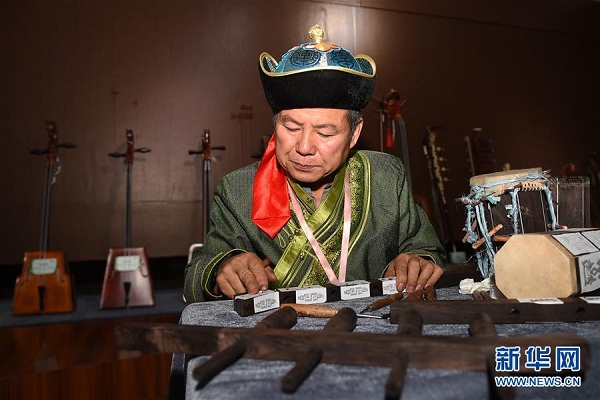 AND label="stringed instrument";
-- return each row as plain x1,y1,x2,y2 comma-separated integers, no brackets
13,121,76,315
464,127,497,176
423,127,468,264
100,129,154,309
188,129,226,243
